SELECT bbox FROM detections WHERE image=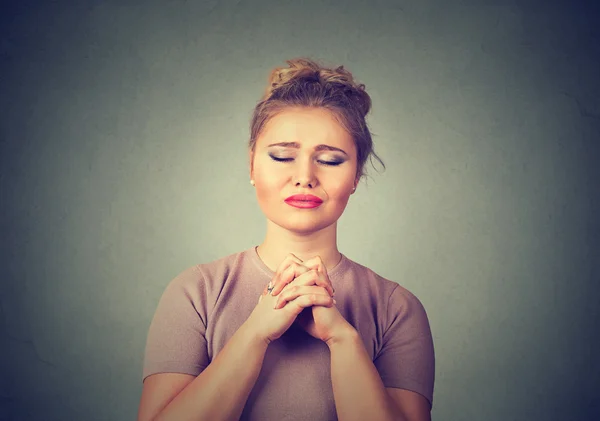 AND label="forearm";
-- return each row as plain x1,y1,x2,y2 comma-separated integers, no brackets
328,331,403,421
154,321,268,421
